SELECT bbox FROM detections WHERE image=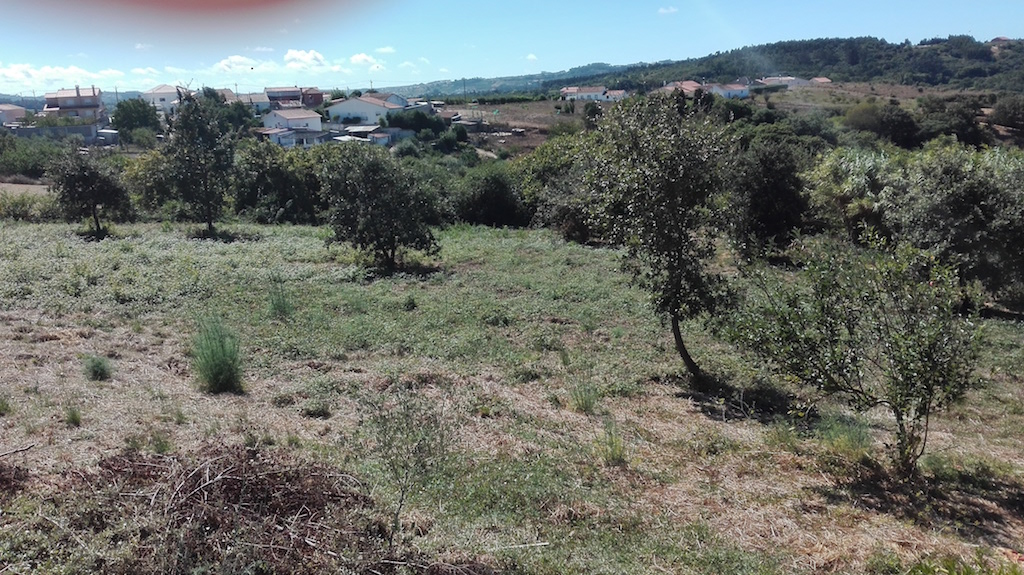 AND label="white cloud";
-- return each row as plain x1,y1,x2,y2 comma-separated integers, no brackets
399,61,417,69
213,55,258,73
438,67,449,73
375,46,396,54
526,53,538,61
284,48,327,70
131,67,160,76
135,43,153,50
350,53,378,66
0,63,127,93
165,66,187,75
658,6,678,14
418,57,431,65
251,46,275,53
